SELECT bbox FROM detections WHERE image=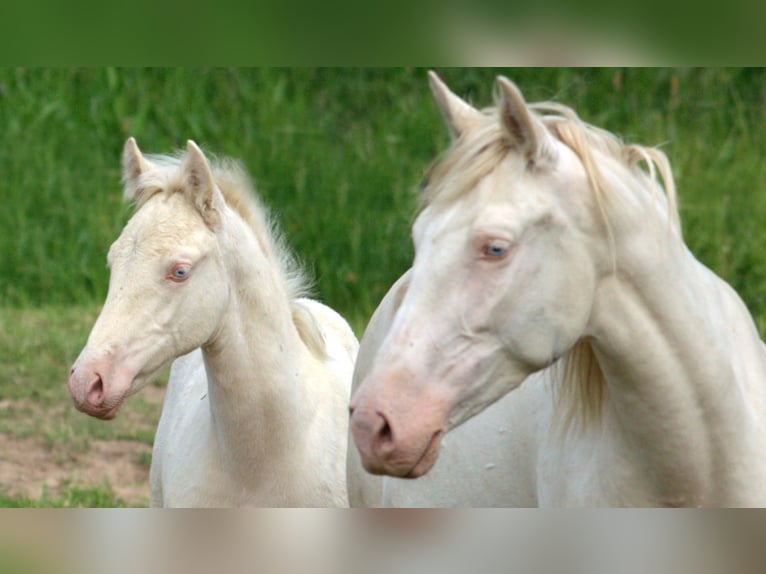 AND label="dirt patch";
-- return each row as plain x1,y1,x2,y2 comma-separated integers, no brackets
0,433,152,506
0,383,167,507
